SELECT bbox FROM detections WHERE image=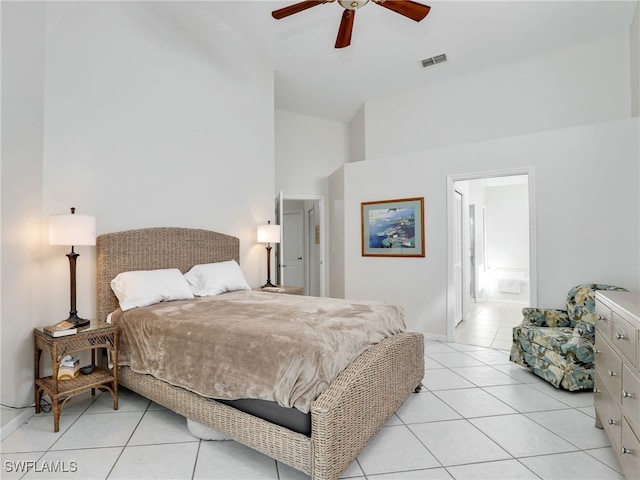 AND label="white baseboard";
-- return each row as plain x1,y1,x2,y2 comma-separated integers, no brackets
423,332,449,342
1,408,34,442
